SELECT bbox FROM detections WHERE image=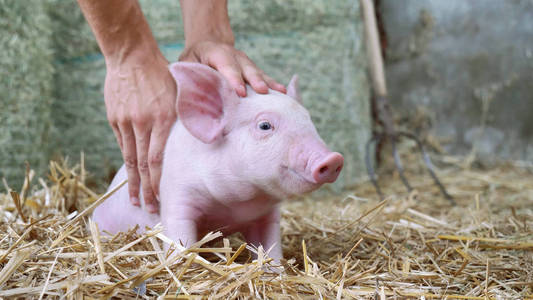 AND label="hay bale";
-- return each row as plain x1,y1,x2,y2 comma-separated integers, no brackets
228,0,352,34
45,0,100,61
43,1,119,185
0,0,55,188
48,58,121,186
